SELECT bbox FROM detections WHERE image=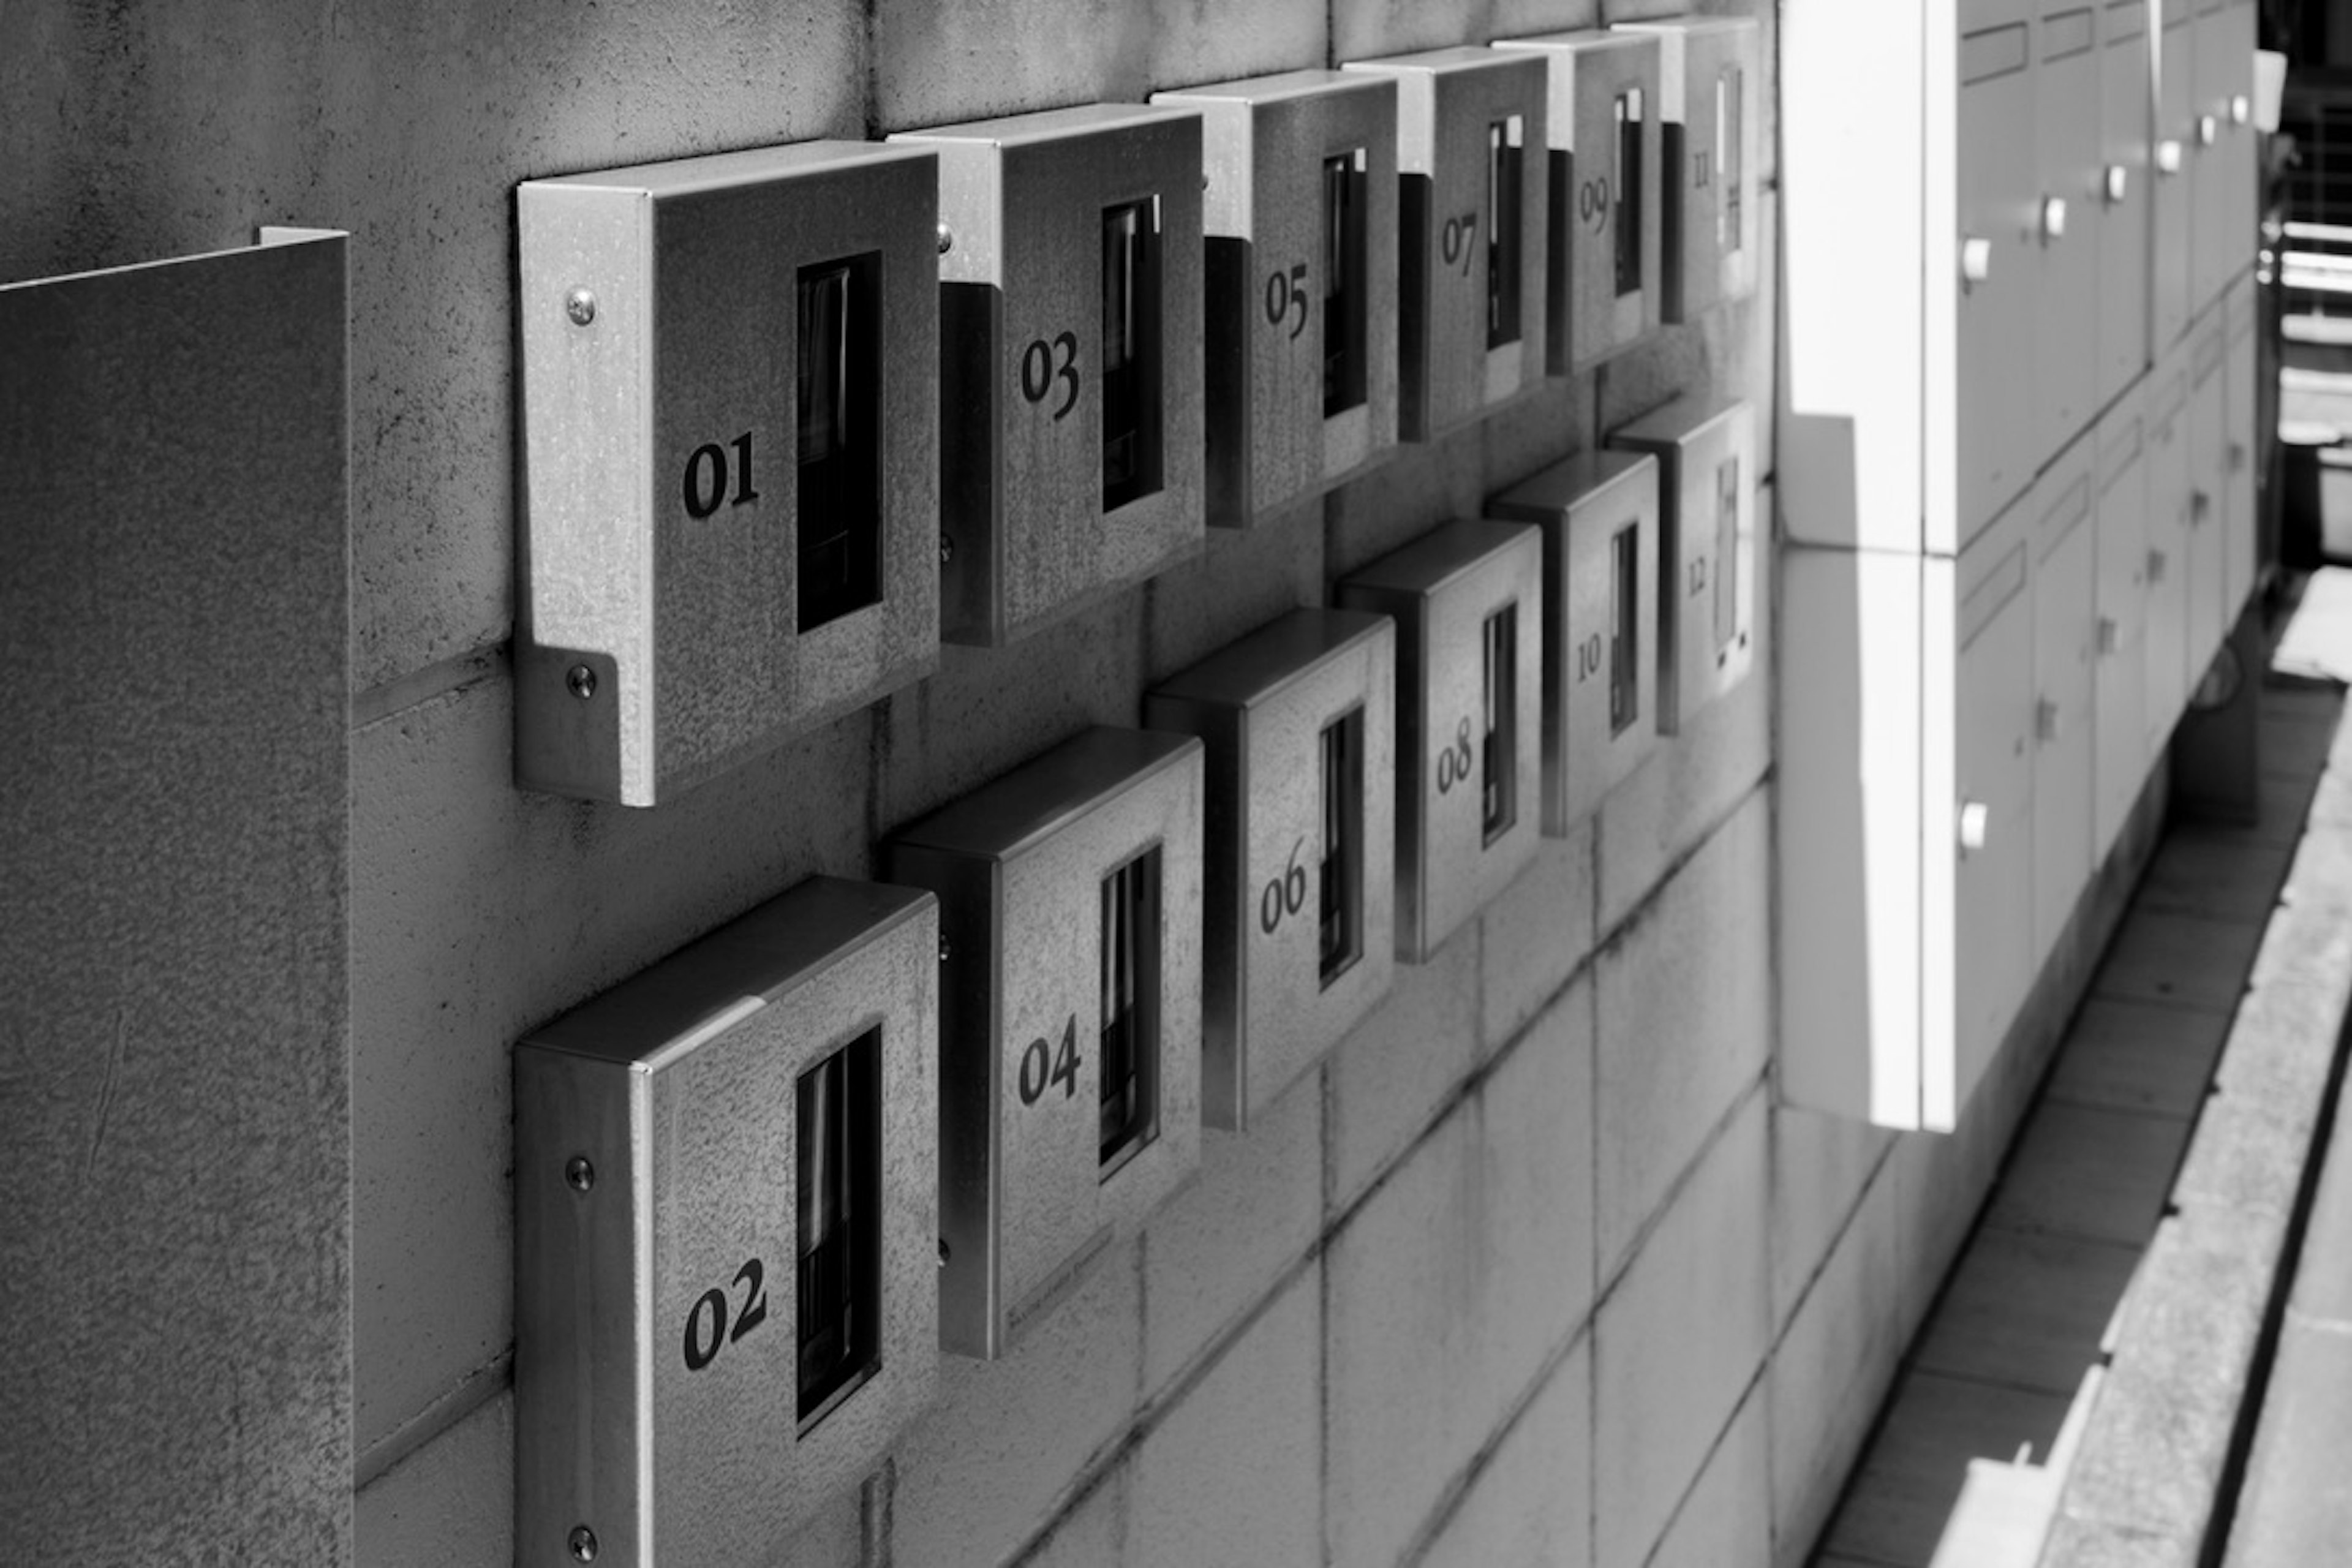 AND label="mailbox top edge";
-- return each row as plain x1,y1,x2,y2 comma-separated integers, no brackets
1610,15,1760,40
1340,43,1546,78
1146,607,1395,710
1491,448,1656,520
1608,394,1752,455
1490,28,1644,56
892,100,1202,152
518,138,934,199
887,726,1203,864
1153,67,1395,110
1338,518,1542,599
